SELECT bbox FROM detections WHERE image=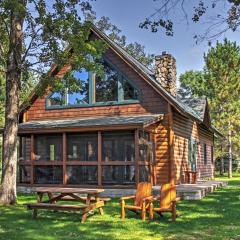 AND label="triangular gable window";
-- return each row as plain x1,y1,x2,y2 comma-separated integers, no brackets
47,59,140,108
